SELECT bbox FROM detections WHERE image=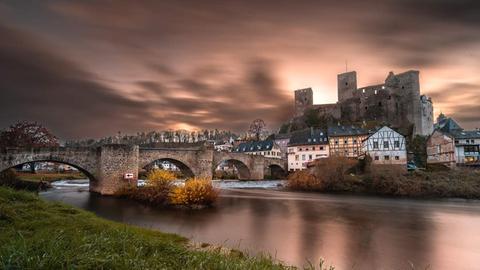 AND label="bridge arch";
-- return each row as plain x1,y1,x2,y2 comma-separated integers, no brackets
141,158,195,178
214,159,251,180
266,164,286,179
0,158,96,181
